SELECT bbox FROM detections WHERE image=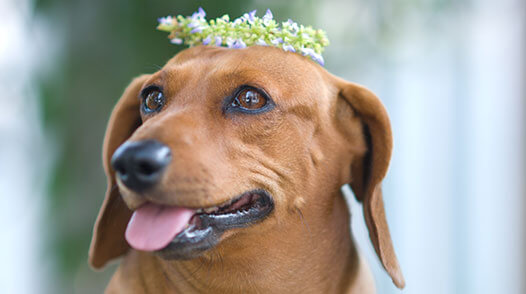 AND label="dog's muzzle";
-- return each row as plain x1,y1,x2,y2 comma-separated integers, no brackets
110,139,274,260
111,140,172,192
